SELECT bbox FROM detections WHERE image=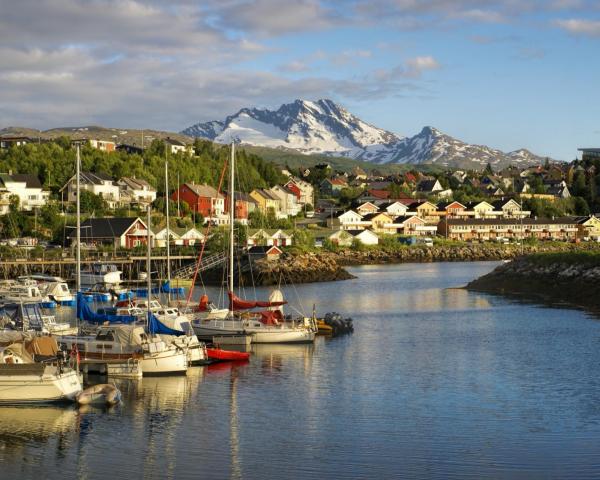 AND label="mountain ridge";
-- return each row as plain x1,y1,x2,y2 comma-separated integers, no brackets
182,99,551,169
